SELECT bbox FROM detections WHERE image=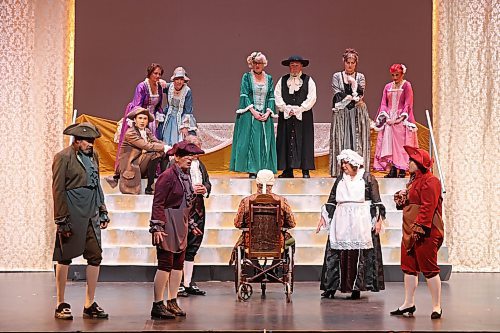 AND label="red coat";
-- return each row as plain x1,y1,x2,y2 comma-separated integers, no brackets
407,170,442,230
